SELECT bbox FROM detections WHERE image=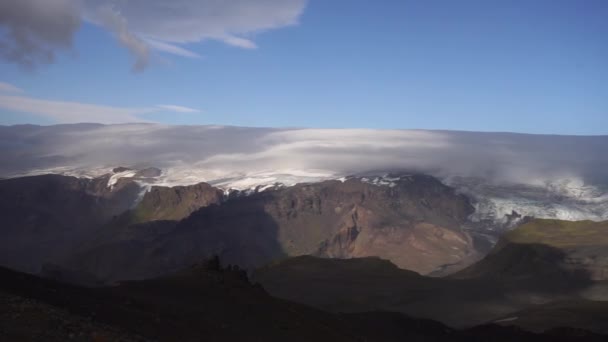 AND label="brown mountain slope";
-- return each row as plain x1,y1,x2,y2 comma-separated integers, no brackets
69,174,478,282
